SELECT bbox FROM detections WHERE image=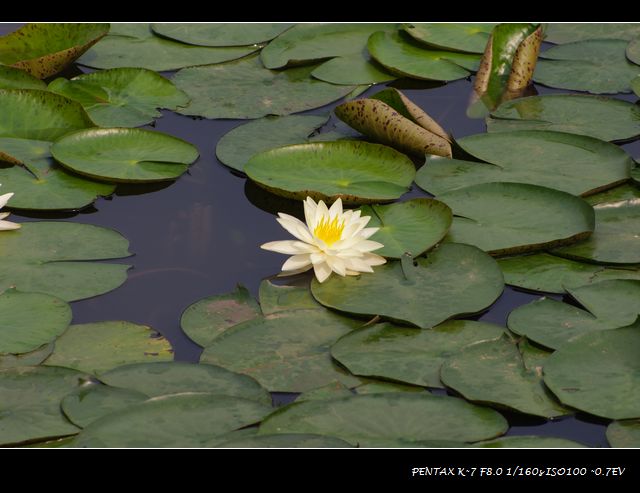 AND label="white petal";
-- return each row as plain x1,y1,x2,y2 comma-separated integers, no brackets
281,254,312,271
325,255,346,276
352,239,385,253
261,240,317,255
358,227,380,240
276,213,314,243
0,212,9,220
342,215,371,239
343,256,375,273
277,265,313,277
0,220,21,231
362,252,387,266
309,251,327,264
328,197,343,219
313,261,333,283
303,197,318,229
0,192,14,210
315,199,329,227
